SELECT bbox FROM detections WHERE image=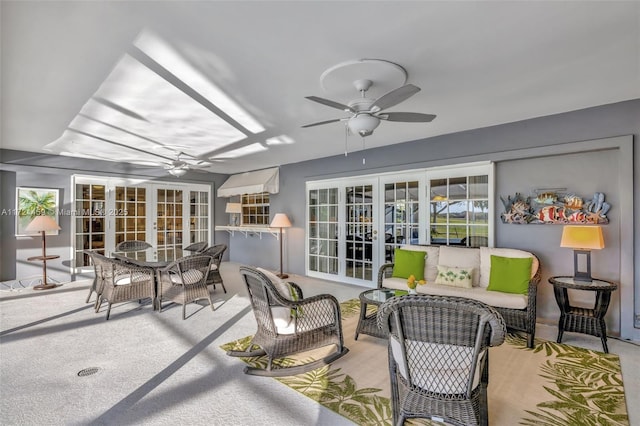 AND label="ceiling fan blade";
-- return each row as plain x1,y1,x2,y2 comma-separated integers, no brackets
305,96,354,113
370,84,421,112
301,118,344,128
378,112,436,123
